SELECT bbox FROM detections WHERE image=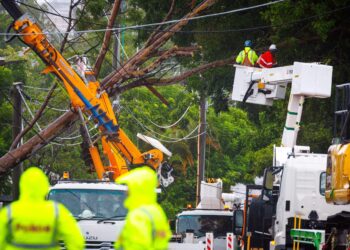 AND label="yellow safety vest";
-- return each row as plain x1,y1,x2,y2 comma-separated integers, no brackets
6,202,59,249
